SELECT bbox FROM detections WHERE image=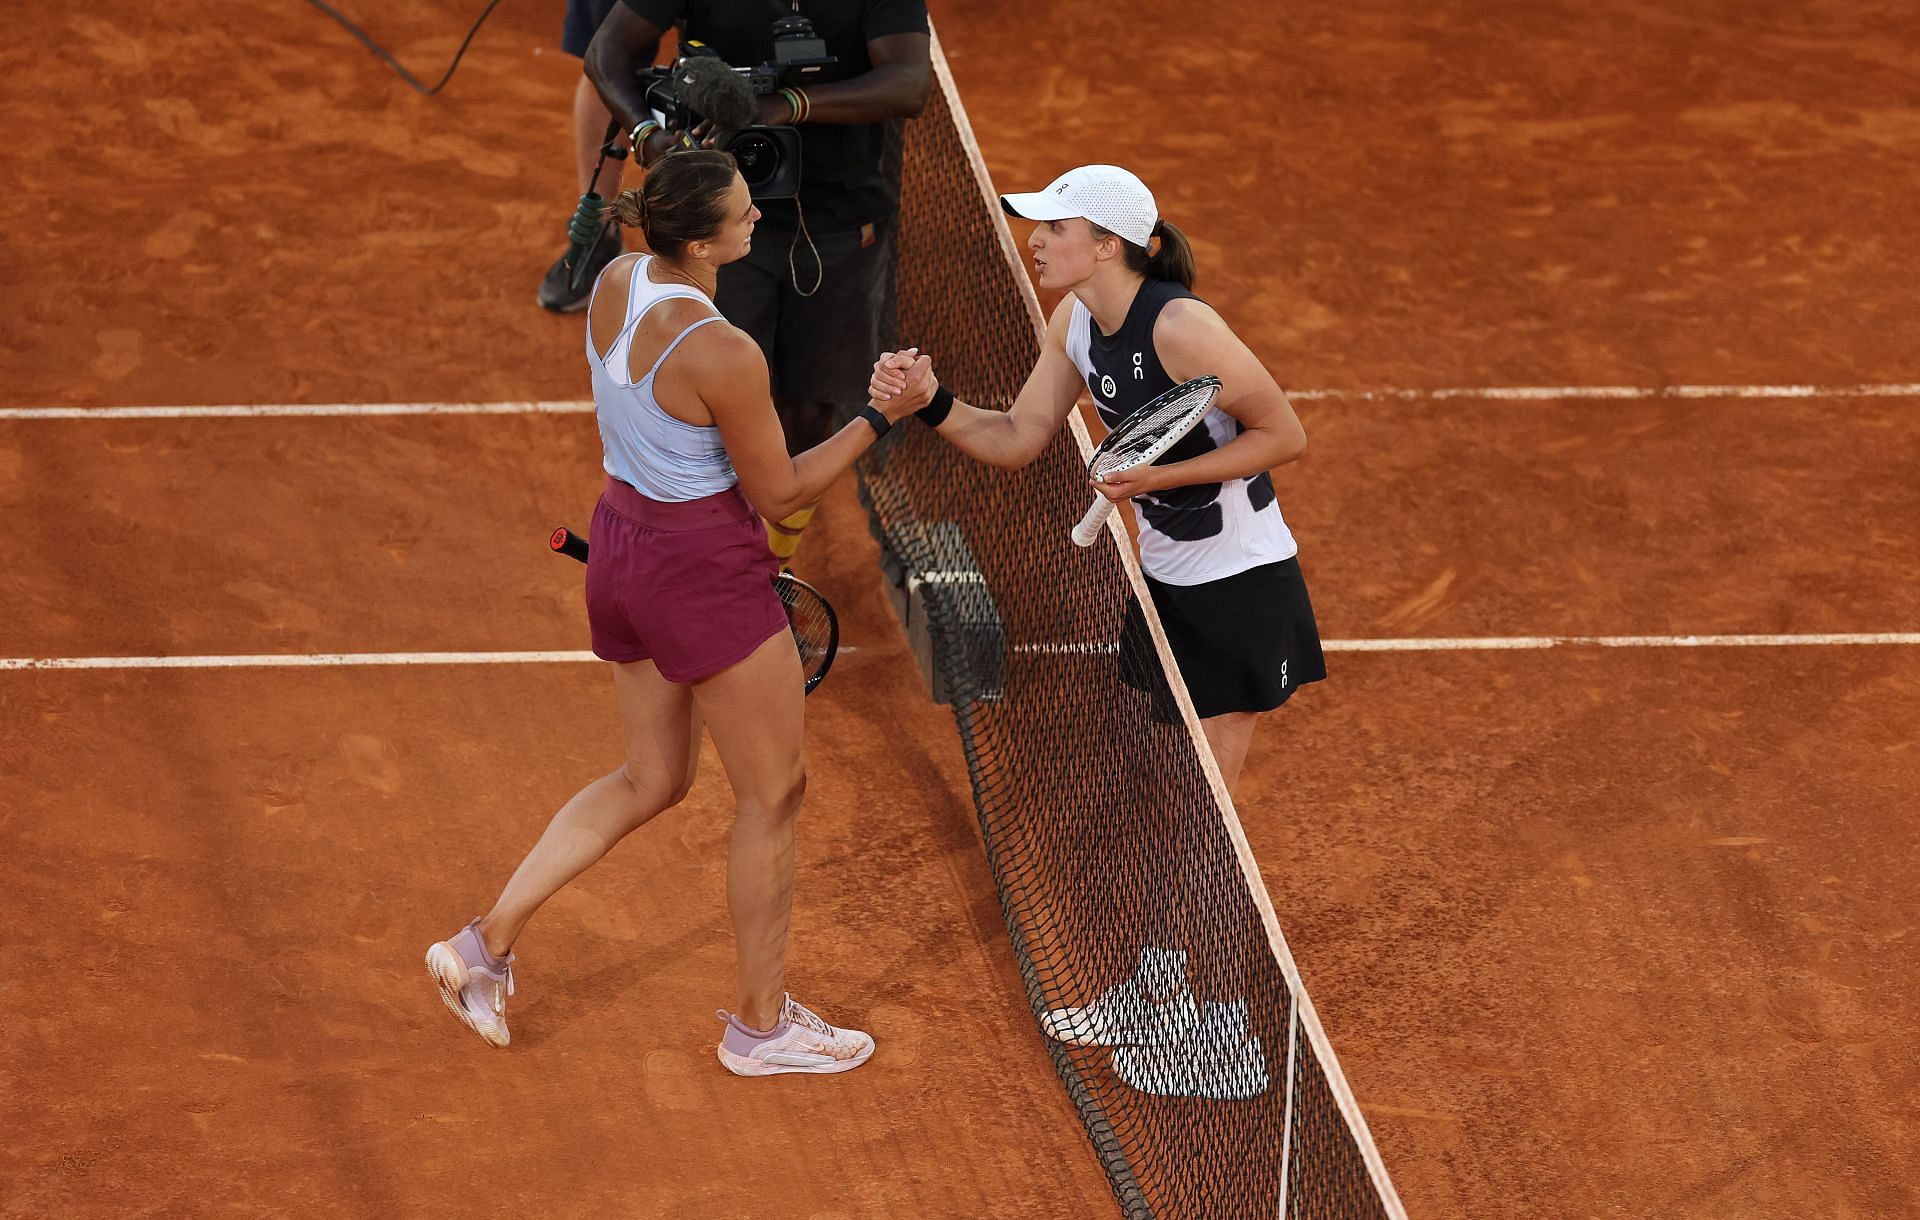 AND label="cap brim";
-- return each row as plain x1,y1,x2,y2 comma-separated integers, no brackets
1000,191,1079,222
